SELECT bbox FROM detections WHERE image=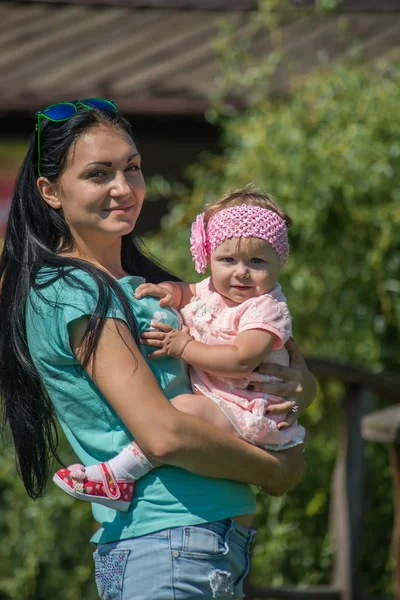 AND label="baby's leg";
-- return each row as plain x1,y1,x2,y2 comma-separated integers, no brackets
53,393,234,510
53,437,154,510
171,393,236,434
